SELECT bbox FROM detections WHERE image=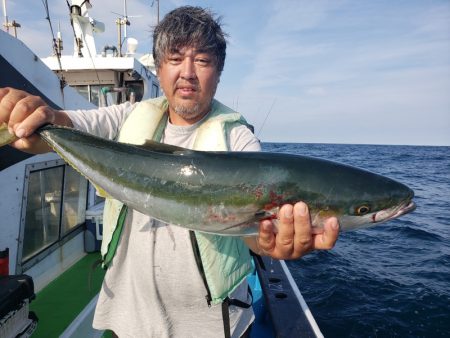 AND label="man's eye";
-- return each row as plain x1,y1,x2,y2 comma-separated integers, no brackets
195,58,210,66
168,57,182,64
